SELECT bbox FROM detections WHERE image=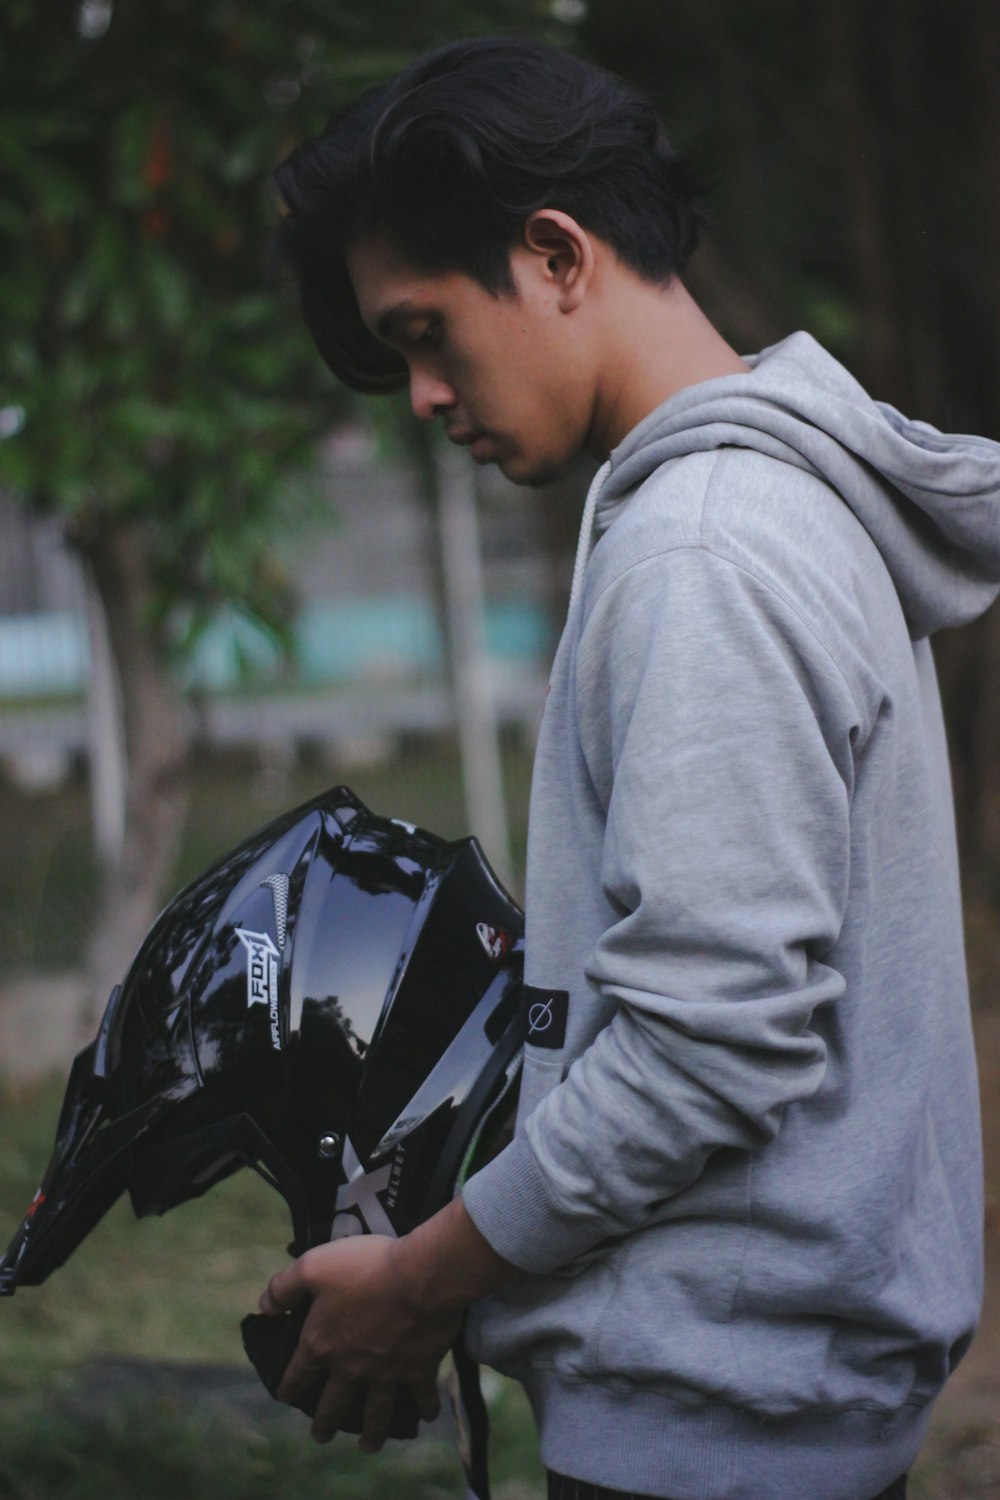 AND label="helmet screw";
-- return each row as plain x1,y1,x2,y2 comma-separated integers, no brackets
318,1133,342,1159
